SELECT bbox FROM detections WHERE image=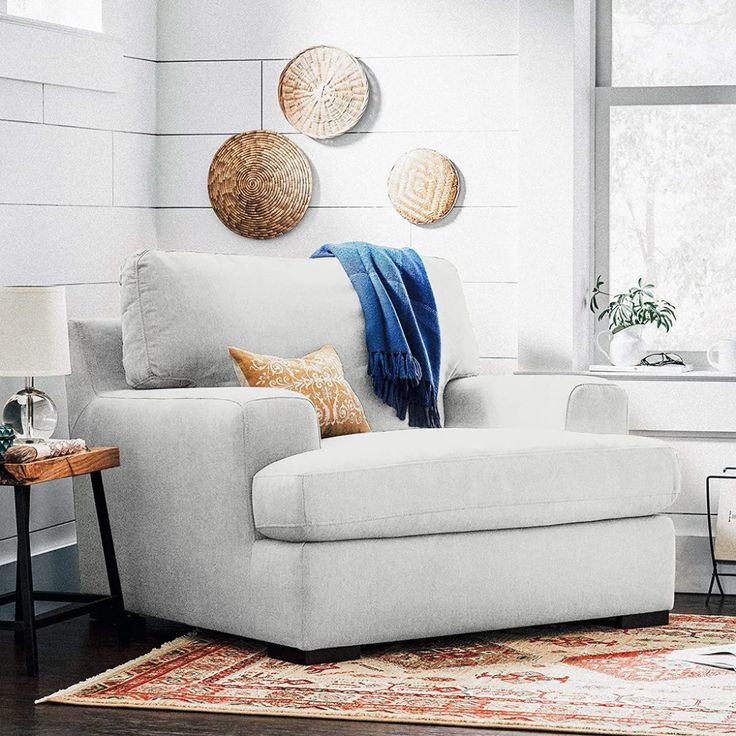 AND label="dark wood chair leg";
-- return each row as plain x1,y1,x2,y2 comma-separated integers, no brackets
14,484,38,676
612,610,670,629
267,643,361,665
